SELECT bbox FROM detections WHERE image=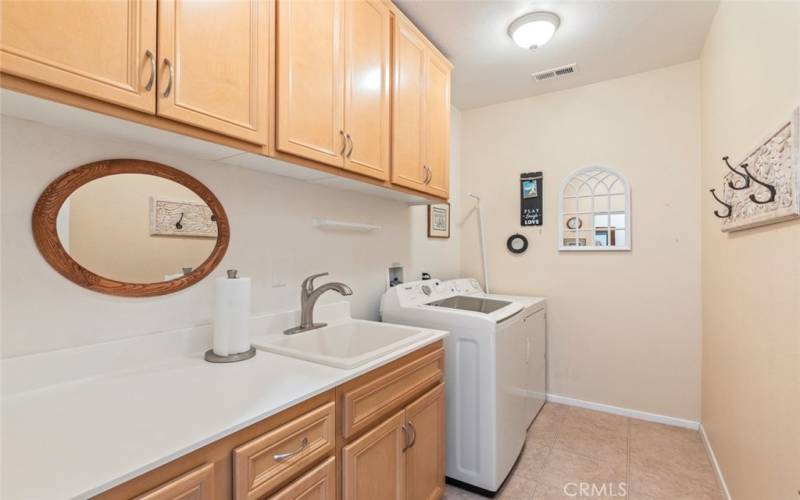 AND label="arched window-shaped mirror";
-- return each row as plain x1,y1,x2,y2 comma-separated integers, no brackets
559,166,631,251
